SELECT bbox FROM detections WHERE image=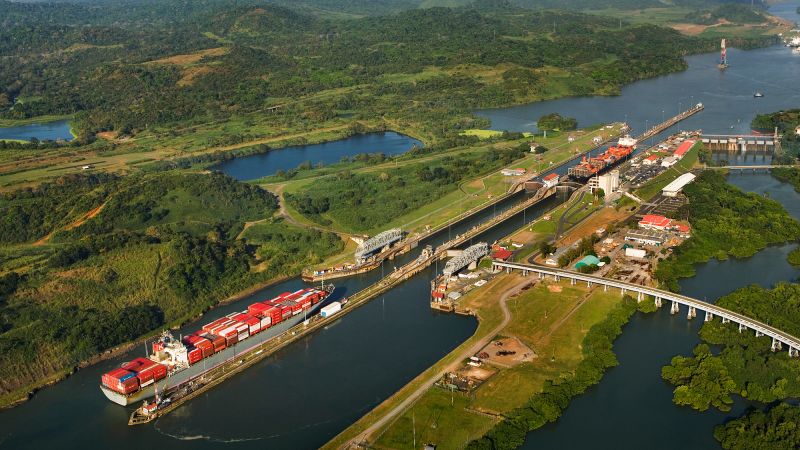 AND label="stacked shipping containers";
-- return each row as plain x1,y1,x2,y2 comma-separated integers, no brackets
101,288,329,395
